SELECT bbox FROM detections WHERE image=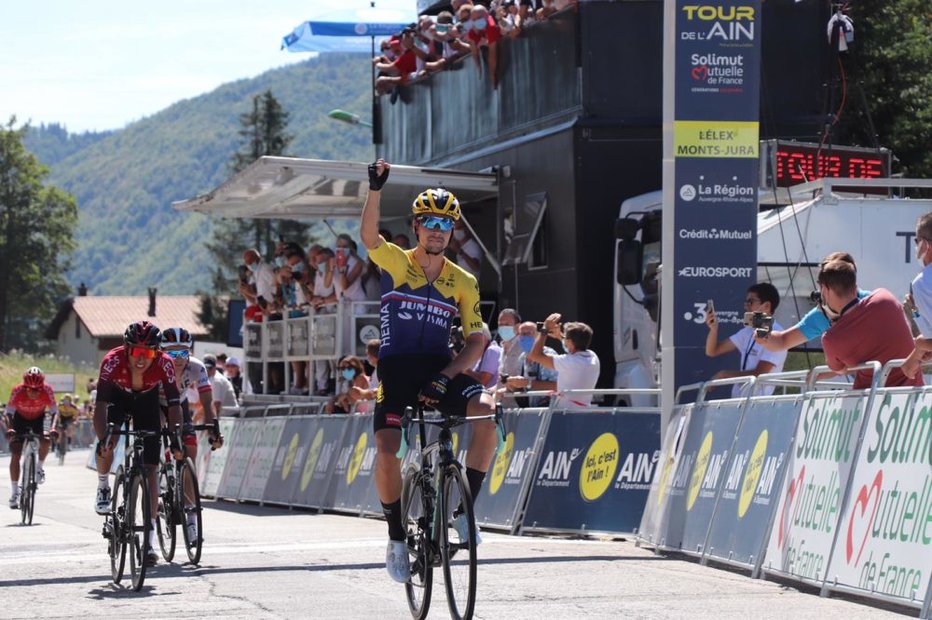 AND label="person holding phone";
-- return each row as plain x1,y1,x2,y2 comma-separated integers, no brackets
704,283,787,397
